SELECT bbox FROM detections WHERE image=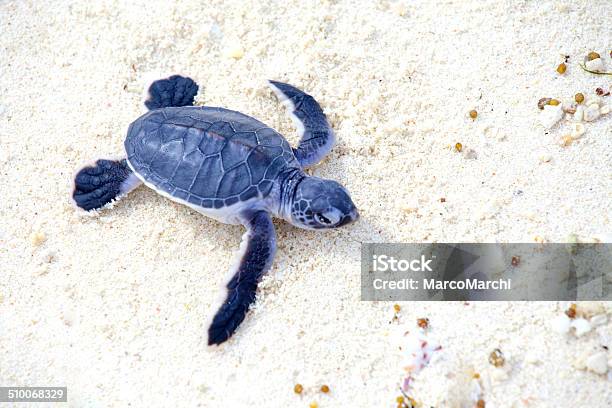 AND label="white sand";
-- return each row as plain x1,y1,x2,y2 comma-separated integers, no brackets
1,0,611,406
